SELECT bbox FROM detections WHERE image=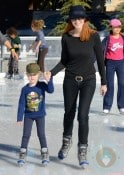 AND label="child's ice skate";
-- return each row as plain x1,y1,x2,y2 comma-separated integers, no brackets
17,148,27,167
41,148,49,166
